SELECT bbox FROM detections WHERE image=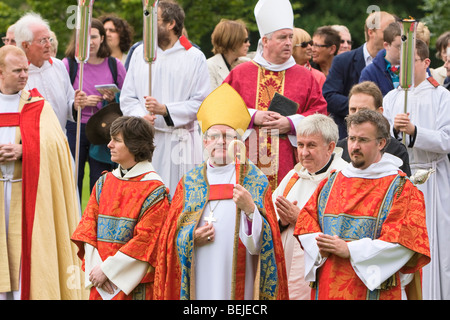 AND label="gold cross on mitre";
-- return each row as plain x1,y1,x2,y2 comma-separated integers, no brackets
204,210,217,225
